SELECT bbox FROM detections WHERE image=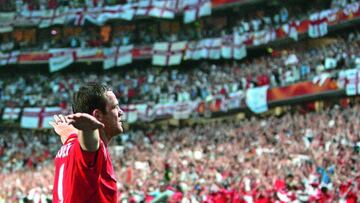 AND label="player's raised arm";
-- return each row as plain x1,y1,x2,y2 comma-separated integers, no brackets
66,113,104,152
